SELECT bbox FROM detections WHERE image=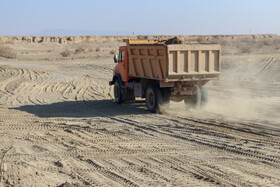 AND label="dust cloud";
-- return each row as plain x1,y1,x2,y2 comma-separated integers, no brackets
165,57,280,124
